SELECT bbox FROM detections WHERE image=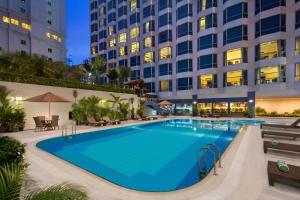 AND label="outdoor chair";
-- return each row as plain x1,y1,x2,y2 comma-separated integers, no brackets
33,117,46,132
263,141,300,154
50,115,60,130
261,119,300,130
